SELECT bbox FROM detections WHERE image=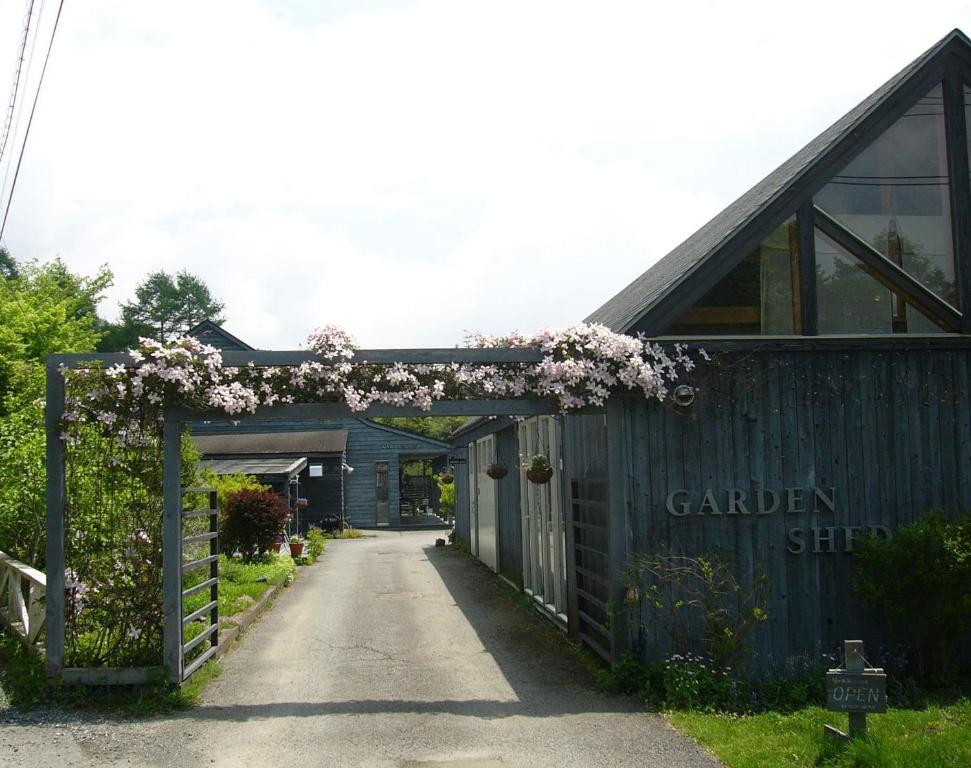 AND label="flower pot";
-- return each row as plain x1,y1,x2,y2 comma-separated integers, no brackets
289,540,304,558
526,467,553,484
269,542,282,554
485,464,508,480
